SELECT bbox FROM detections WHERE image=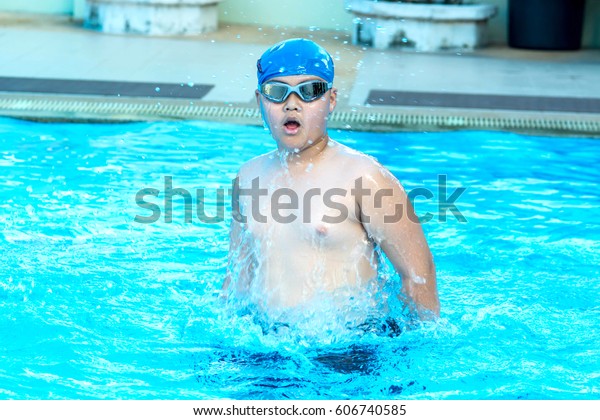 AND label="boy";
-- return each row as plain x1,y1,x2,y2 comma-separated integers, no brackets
223,39,439,326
